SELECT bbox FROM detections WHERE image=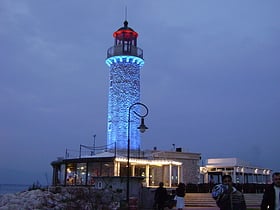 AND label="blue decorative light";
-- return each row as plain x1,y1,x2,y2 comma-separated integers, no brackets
106,56,144,67
106,55,144,150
